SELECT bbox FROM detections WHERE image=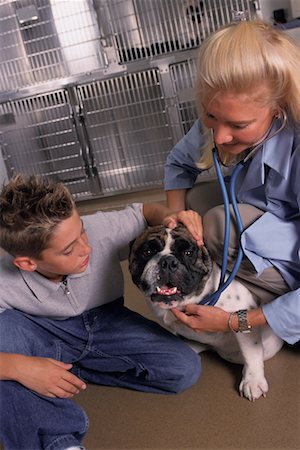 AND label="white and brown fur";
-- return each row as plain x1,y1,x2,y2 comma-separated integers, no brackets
129,224,283,401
